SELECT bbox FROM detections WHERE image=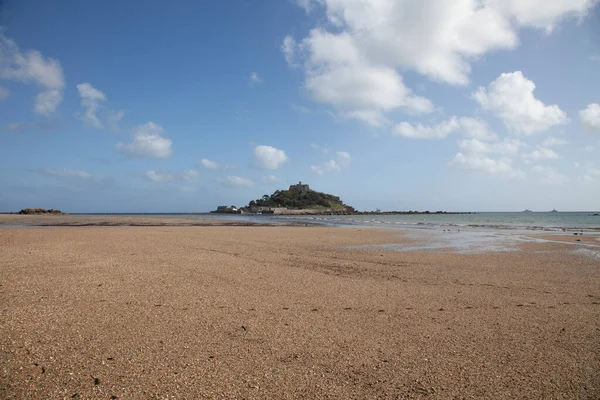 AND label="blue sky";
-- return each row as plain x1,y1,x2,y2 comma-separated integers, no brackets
1,0,599,212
